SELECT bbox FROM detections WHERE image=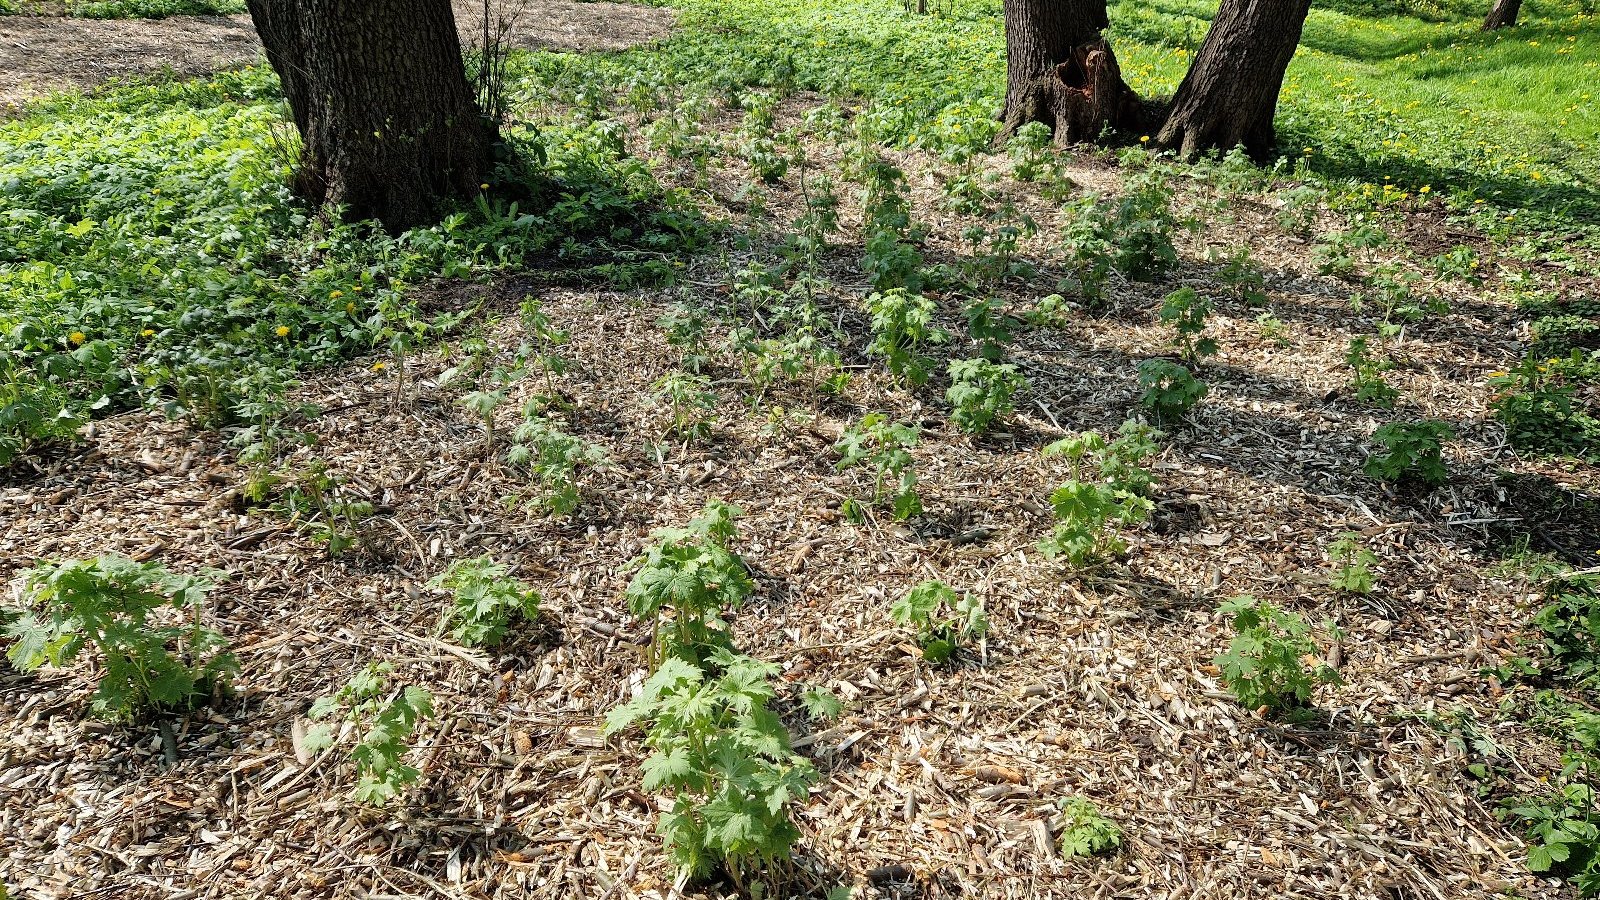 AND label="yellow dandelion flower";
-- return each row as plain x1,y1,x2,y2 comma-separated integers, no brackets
68,331,86,345
330,290,344,299
275,325,290,337
346,302,356,314
1419,185,1431,193
140,328,155,337
372,361,387,372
